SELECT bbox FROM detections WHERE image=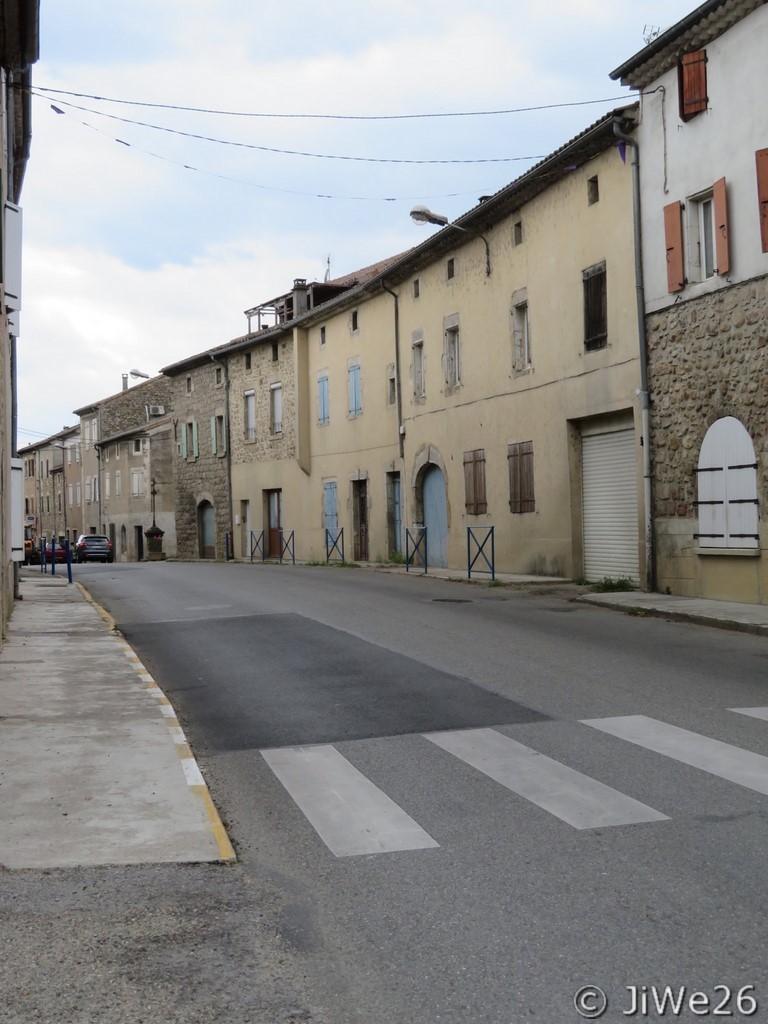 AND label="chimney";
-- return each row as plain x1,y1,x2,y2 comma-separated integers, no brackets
292,278,309,318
